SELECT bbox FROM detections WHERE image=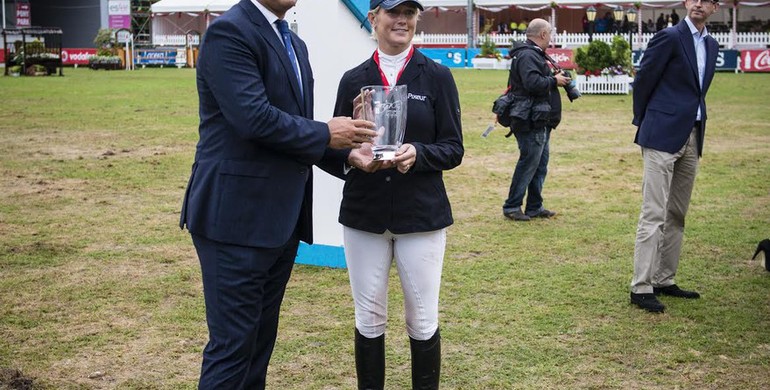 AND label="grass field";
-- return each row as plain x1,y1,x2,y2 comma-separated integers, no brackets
0,68,768,389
